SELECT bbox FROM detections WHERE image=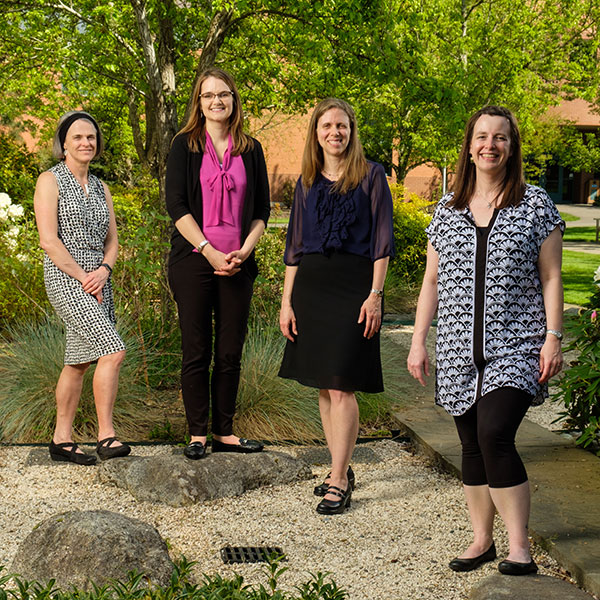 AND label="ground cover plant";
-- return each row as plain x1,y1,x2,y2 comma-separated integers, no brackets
0,557,348,600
